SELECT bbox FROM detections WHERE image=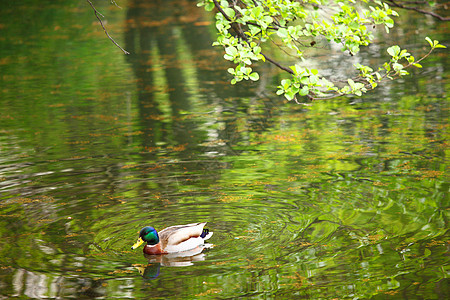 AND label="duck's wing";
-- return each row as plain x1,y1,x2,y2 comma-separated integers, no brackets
159,222,207,248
